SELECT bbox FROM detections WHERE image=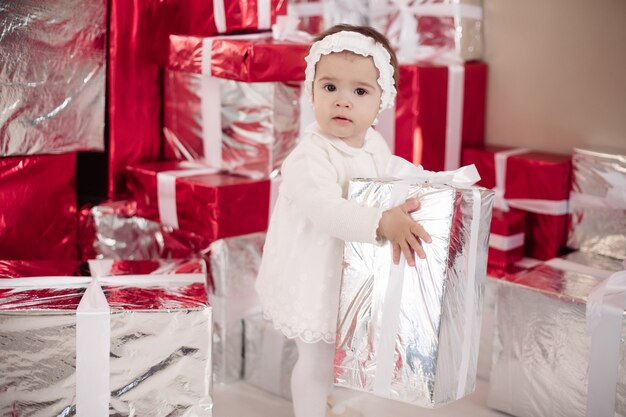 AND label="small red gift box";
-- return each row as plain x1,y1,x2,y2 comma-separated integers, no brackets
125,162,271,243
379,62,487,172
488,208,526,269
0,154,77,260
462,146,572,260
